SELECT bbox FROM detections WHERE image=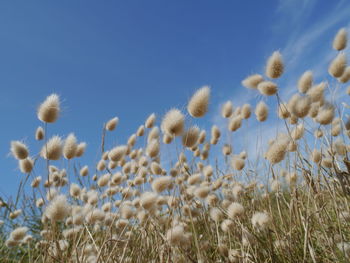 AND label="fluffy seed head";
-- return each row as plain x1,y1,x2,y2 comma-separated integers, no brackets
221,101,233,118
255,101,269,122
265,136,290,164
278,103,290,119
97,174,110,187
31,176,41,188
35,126,45,140
70,183,81,198
75,142,87,157
291,124,305,140
63,133,78,159
333,28,347,51
329,52,347,78
227,202,244,219
10,141,29,160
45,195,70,222
145,113,156,128
10,227,28,241
288,94,311,118
19,158,34,174
161,108,185,136
298,70,313,93
146,139,160,158
37,94,60,123
108,145,127,162
41,136,63,160
316,103,335,125
307,82,326,102
339,67,350,83
166,225,185,246
140,192,158,210
152,176,172,193
265,51,284,79
242,74,264,89
147,127,160,143
210,207,223,222
182,126,200,148
136,125,145,136
194,186,210,199
80,166,89,177
106,117,119,131
231,156,245,170
241,104,251,119
187,86,210,118
257,81,278,96
251,212,270,229
228,116,242,132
